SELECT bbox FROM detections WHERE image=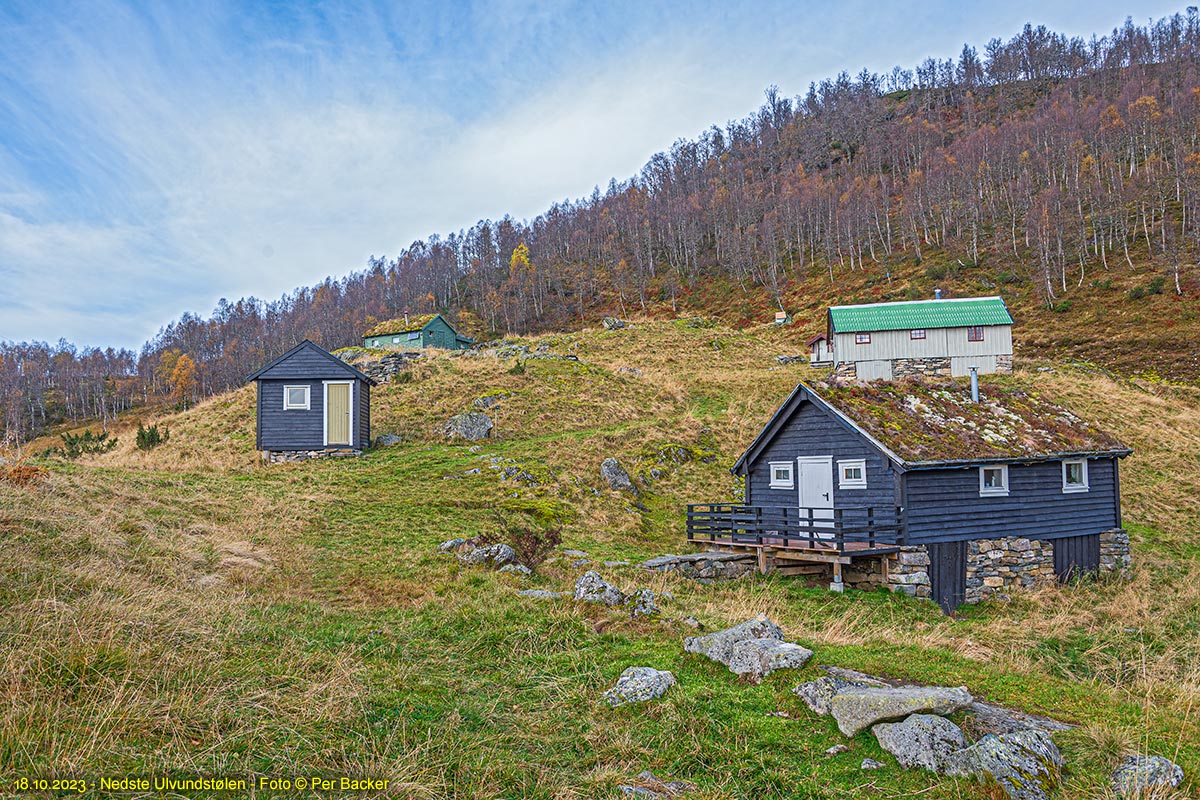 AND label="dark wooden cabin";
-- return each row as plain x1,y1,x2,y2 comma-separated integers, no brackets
688,378,1132,611
246,341,376,461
